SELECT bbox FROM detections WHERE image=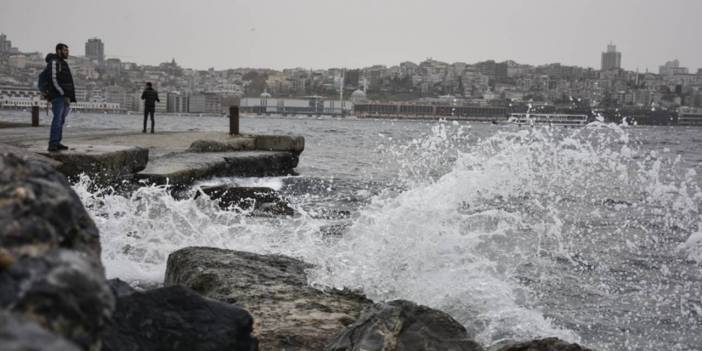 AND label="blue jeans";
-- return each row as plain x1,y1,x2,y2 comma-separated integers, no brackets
49,98,70,146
